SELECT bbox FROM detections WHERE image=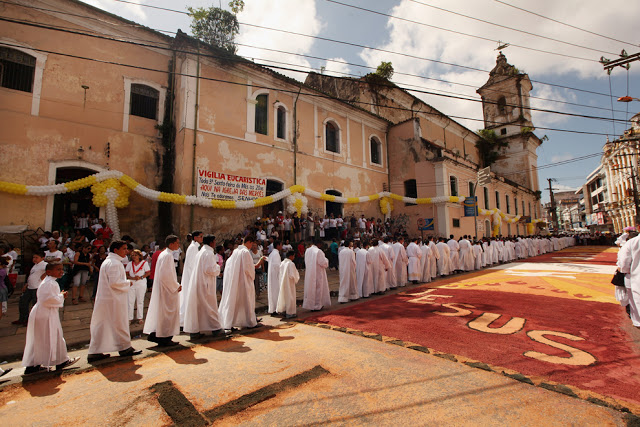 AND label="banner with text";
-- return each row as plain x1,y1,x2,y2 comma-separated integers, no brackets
197,168,266,201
